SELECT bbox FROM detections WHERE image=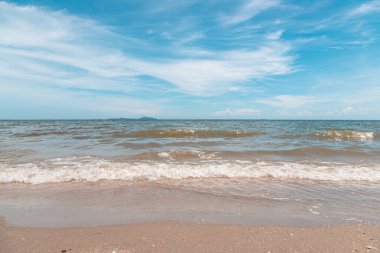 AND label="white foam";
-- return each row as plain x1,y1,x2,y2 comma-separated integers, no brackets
308,208,320,215
1,157,380,184
314,131,374,141
157,152,171,158
157,150,220,160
